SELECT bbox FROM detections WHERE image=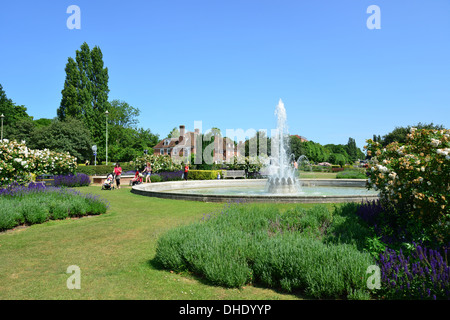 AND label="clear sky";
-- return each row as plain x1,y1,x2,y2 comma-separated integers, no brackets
1,0,449,151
